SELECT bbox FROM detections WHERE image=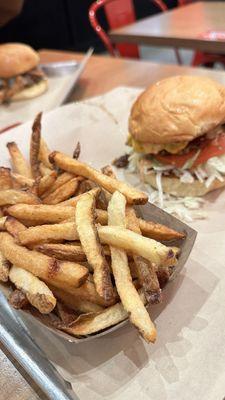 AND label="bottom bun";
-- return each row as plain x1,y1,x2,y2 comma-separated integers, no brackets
11,79,48,102
138,158,225,197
